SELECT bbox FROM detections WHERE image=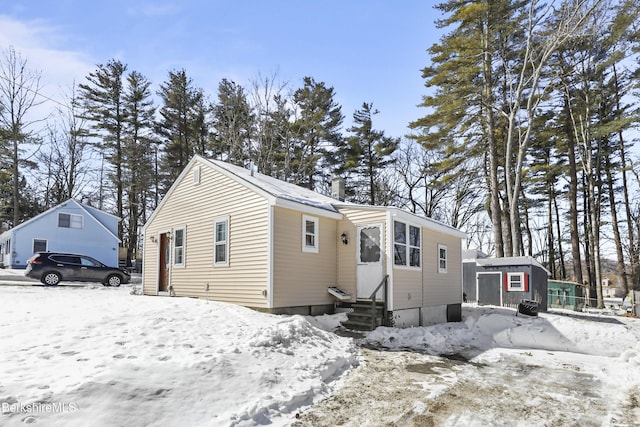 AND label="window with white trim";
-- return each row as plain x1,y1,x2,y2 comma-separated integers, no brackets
173,227,185,266
214,217,229,266
507,272,525,291
394,221,421,268
33,239,47,253
302,215,319,253
58,213,83,229
438,244,448,273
